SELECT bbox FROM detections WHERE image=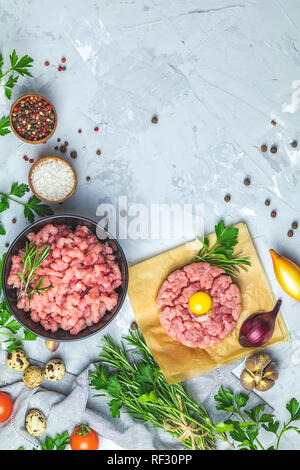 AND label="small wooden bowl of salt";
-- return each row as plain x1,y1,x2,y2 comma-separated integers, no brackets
28,157,77,203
